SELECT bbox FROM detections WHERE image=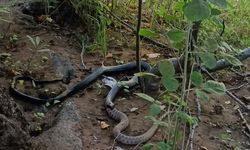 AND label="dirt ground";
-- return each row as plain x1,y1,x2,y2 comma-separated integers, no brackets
0,1,249,150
